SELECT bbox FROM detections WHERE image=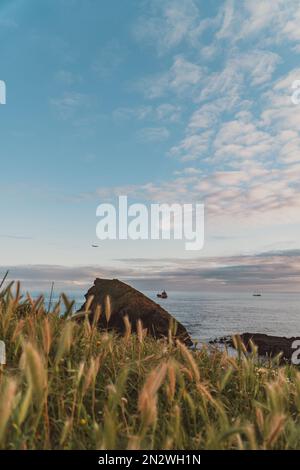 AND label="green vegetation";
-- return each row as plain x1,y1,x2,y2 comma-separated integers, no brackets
0,283,300,450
